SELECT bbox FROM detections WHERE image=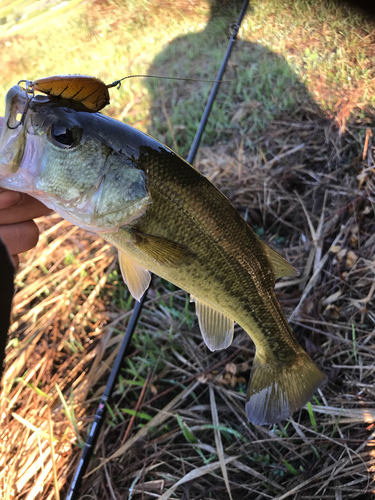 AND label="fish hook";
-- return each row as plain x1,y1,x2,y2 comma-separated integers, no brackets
6,80,34,130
